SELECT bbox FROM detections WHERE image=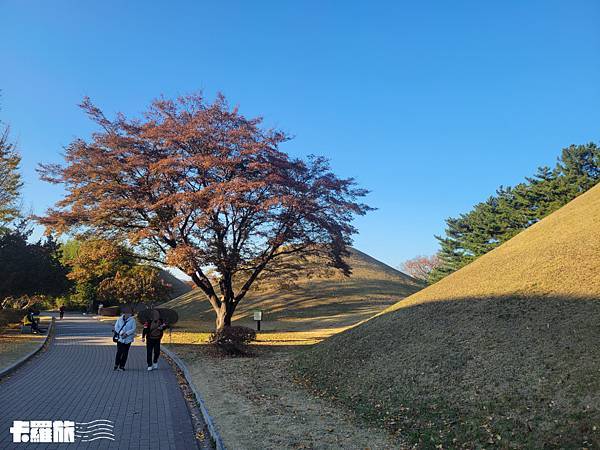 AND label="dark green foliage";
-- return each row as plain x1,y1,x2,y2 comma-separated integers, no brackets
0,309,24,330
430,143,600,282
0,222,71,302
209,325,256,355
